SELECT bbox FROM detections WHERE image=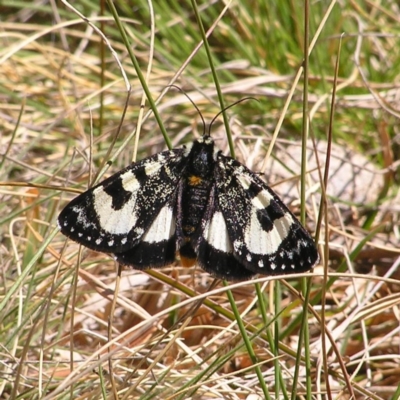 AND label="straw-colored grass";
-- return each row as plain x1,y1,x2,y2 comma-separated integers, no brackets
1,1,400,399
